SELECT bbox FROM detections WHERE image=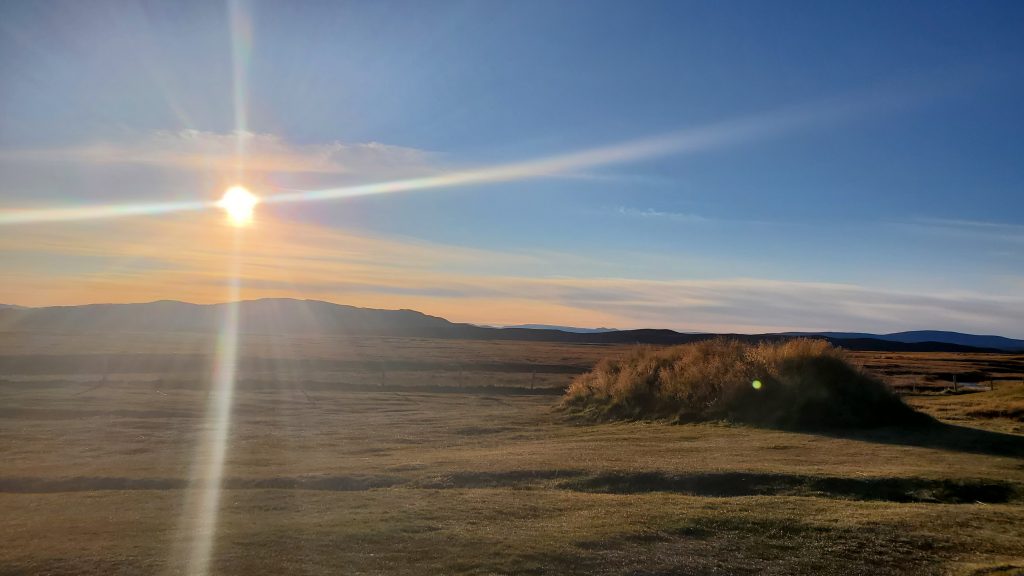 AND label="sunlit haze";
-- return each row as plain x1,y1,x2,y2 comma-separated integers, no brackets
217,185,258,226
3,4,1024,576
1,1,1023,337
